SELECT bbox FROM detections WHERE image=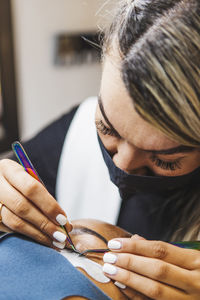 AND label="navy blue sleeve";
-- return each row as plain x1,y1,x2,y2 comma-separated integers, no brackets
0,233,111,300
10,106,78,198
